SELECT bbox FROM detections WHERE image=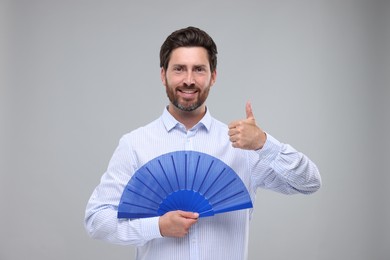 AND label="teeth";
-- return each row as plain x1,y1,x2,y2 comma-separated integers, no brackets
181,90,196,94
